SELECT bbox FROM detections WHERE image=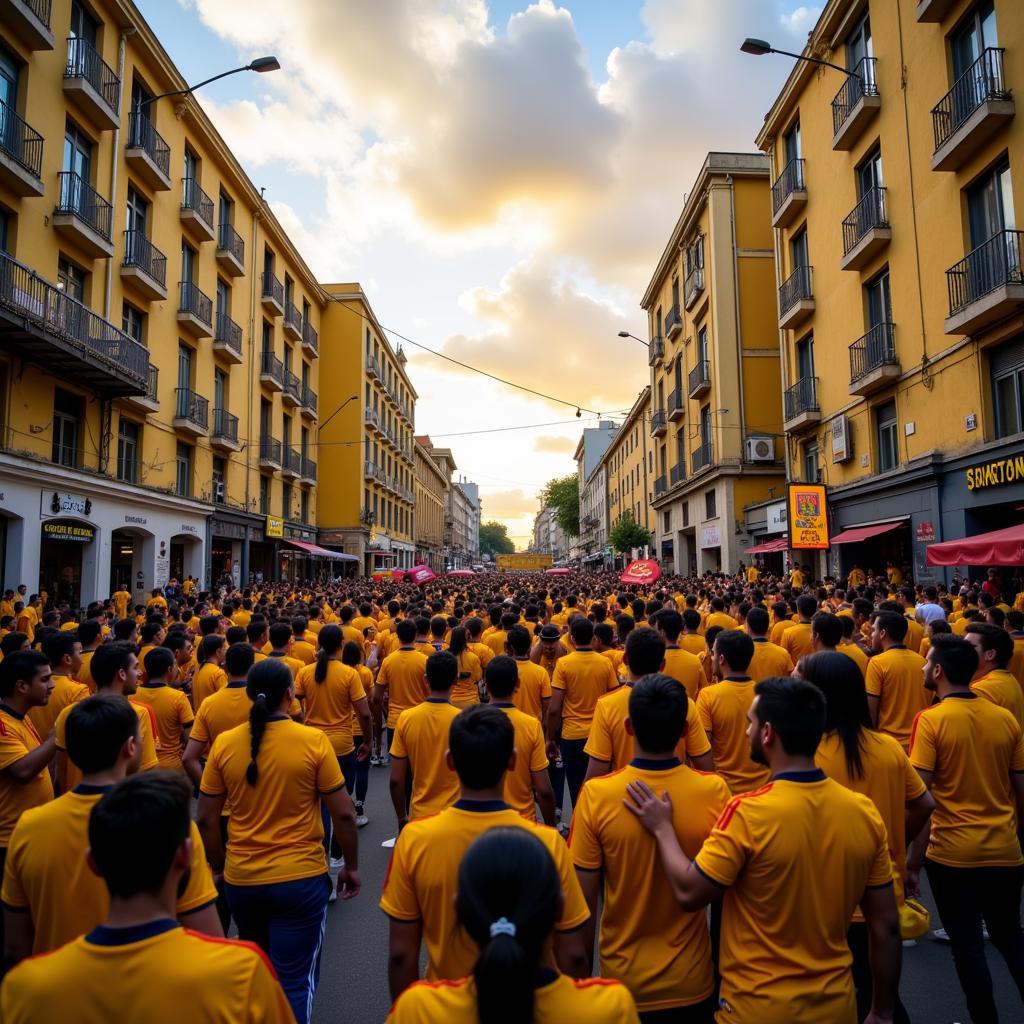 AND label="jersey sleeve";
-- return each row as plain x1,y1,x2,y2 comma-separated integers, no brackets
199,738,227,797
389,715,409,759
865,806,895,888
1,827,28,909
693,798,753,889
908,711,936,771
54,706,69,752
865,659,883,699
551,832,590,931
583,701,612,761
539,670,552,700
1012,722,1024,773
379,831,422,921
177,821,219,914
528,723,549,773
190,706,211,746
900,746,927,800
684,703,712,758
695,689,714,735
315,731,345,794
348,668,367,703
177,691,195,728
0,725,31,771
551,659,568,692
567,784,602,871
603,659,619,692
